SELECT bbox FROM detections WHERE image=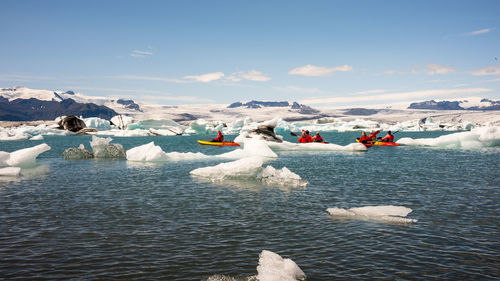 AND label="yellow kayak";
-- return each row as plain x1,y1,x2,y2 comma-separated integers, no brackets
197,140,240,146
